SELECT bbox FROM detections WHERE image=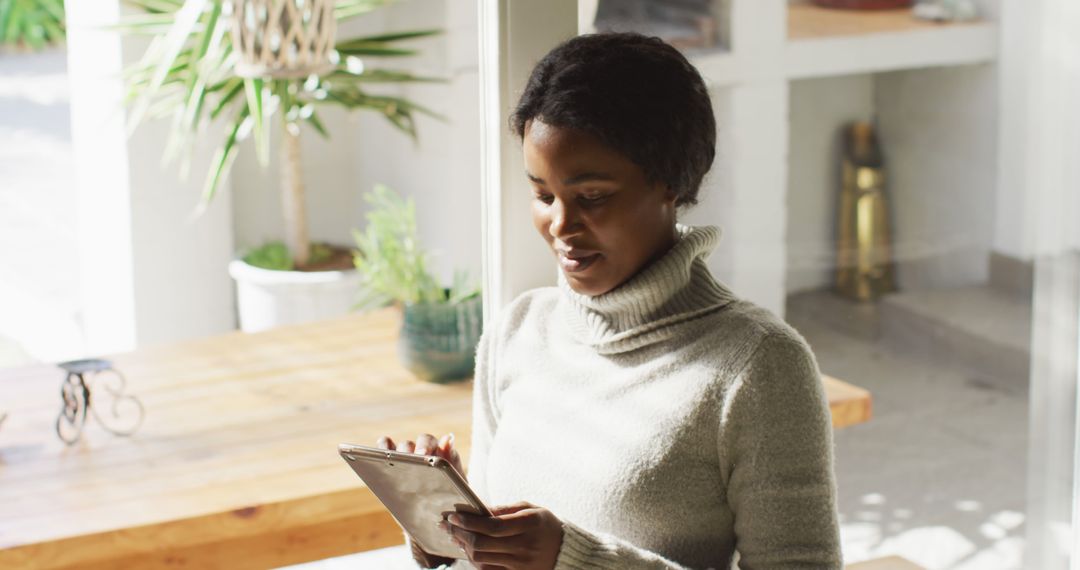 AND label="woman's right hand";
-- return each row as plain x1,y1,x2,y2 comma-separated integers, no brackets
376,432,464,476
377,432,464,569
